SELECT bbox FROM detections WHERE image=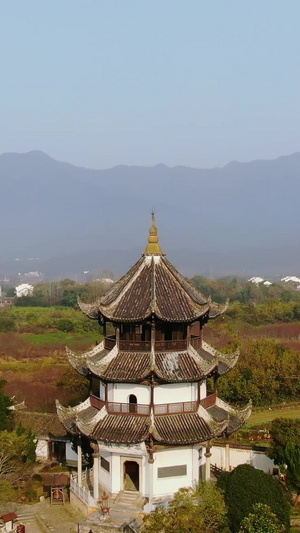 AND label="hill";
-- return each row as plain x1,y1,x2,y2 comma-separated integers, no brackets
1,150,300,277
